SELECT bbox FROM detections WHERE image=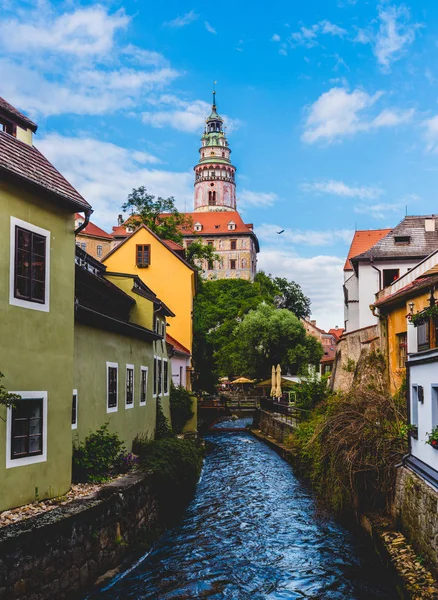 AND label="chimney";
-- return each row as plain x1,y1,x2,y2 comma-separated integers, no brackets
311,320,316,326
117,214,123,226
335,325,338,330
425,217,435,232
